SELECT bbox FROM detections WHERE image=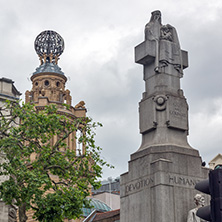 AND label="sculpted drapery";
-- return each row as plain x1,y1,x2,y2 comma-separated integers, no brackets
145,10,183,75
